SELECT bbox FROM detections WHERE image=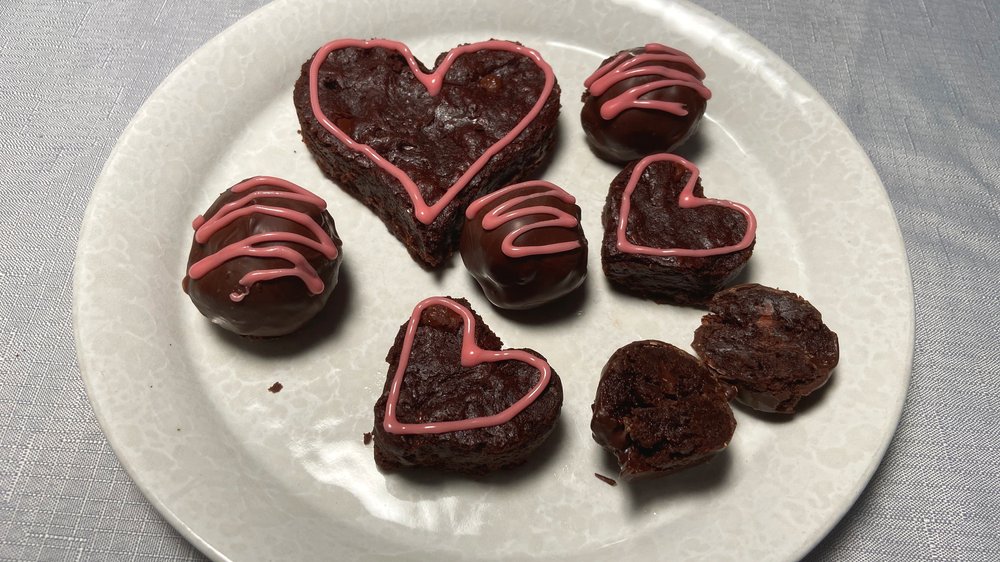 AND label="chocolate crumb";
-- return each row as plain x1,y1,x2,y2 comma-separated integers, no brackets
594,473,618,486
363,432,373,445
268,382,283,393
